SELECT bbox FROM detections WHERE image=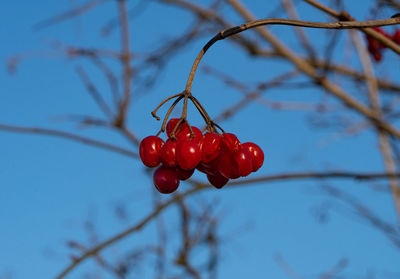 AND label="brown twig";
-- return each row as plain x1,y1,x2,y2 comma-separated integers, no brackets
303,0,400,54
184,16,400,92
